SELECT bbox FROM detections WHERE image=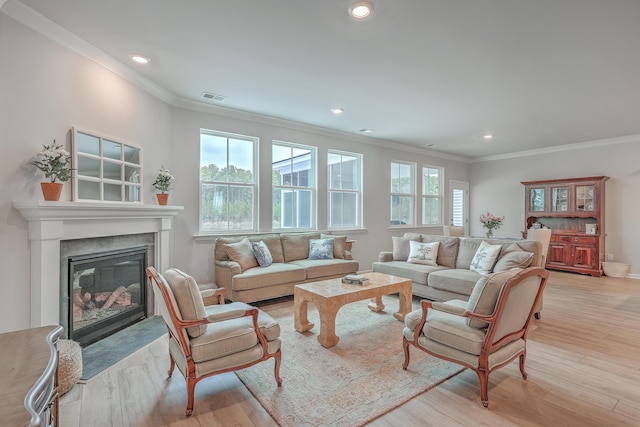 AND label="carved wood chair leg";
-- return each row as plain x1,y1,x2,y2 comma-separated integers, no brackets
402,338,411,370
477,369,490,408
519,353,528,380
168,355,175,378
185,378,196,417
273,350,283,386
